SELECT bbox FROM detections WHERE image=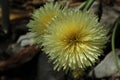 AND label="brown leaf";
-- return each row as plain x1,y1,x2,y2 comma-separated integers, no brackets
0,45,39,71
